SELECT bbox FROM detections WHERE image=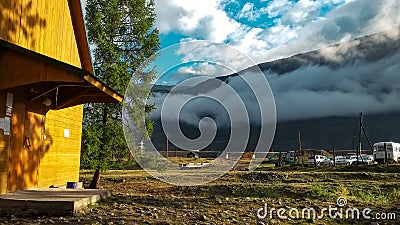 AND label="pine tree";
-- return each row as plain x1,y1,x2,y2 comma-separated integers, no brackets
82,0,159,188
